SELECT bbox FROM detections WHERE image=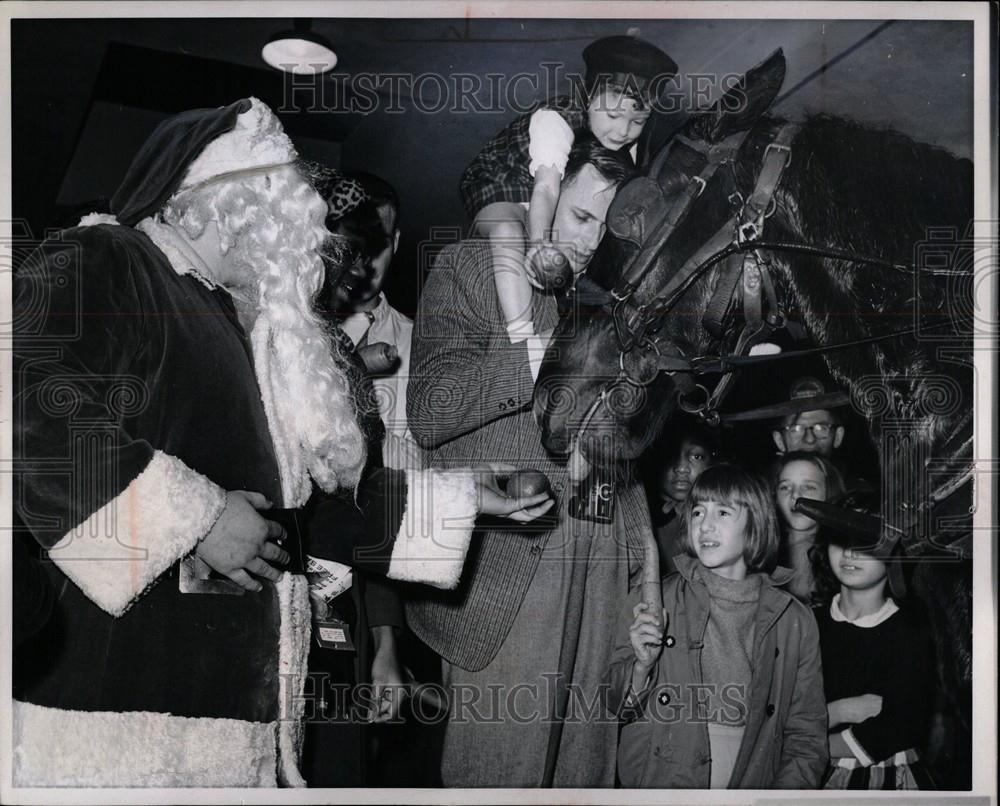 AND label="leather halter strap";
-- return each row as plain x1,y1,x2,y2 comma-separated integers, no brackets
701,123,798,340
609,128,751,309
610,123,799,423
